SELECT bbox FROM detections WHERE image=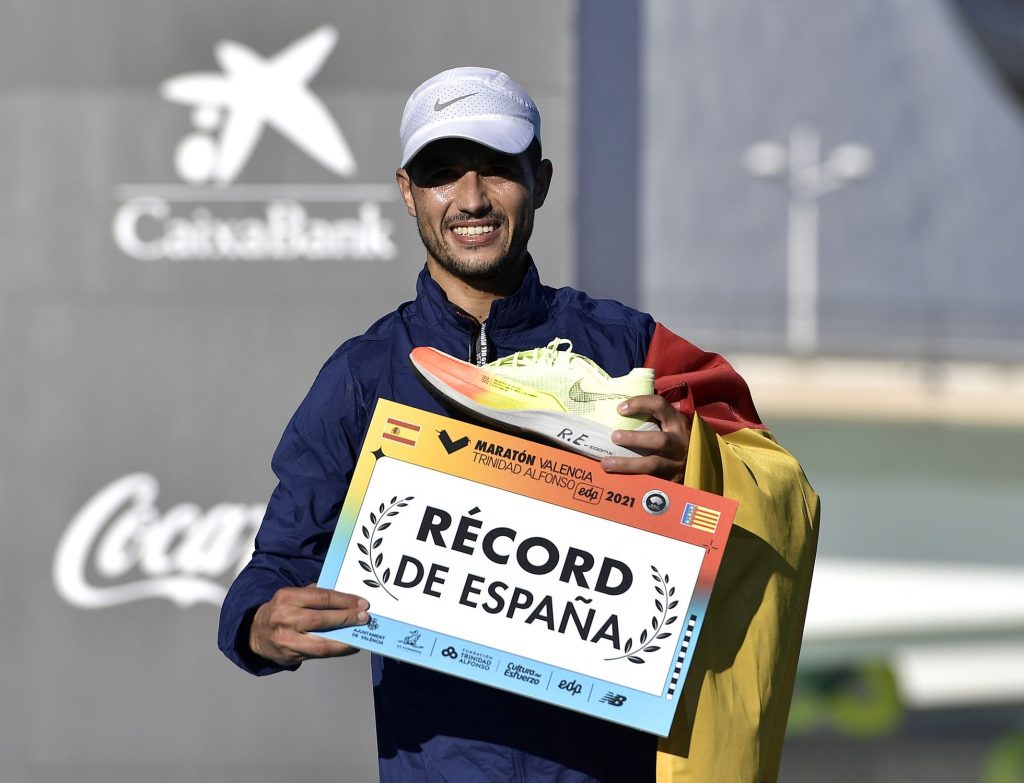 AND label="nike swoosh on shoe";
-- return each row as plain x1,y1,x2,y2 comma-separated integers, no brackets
567,380,630,404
